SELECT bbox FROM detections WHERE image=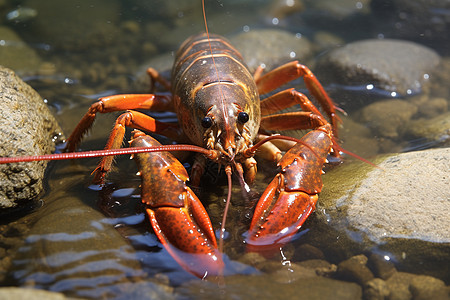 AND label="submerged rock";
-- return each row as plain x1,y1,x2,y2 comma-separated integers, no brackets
357,99,418,139
0,26,42,73
385,272,449,300
0,66,63,209
364,278,390,300
336,254,374,286
406,112,450,148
